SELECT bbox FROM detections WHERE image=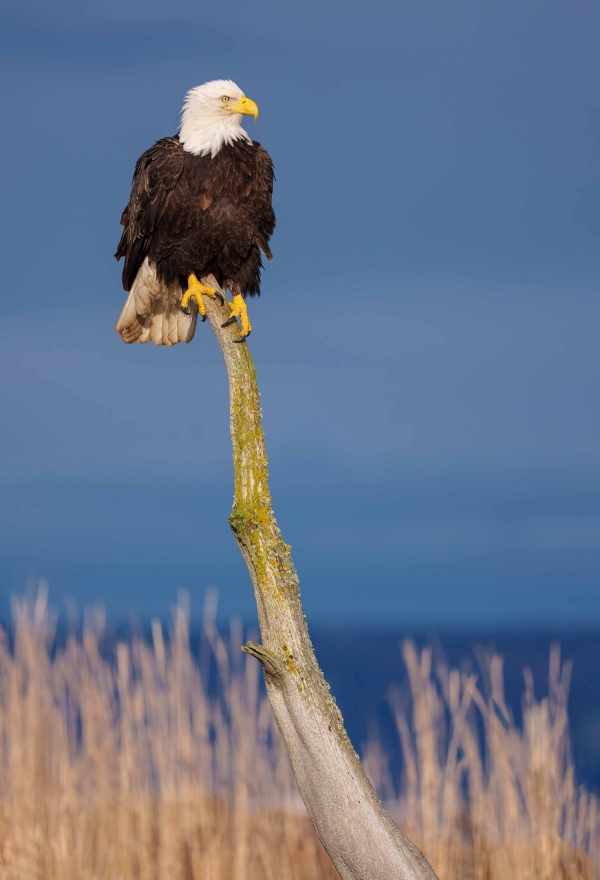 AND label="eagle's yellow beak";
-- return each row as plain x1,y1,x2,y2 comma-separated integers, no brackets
230,96,259,120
